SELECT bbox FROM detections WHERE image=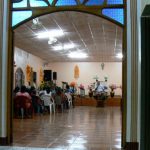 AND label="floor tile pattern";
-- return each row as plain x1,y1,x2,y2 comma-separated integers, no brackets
1,106,122,150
